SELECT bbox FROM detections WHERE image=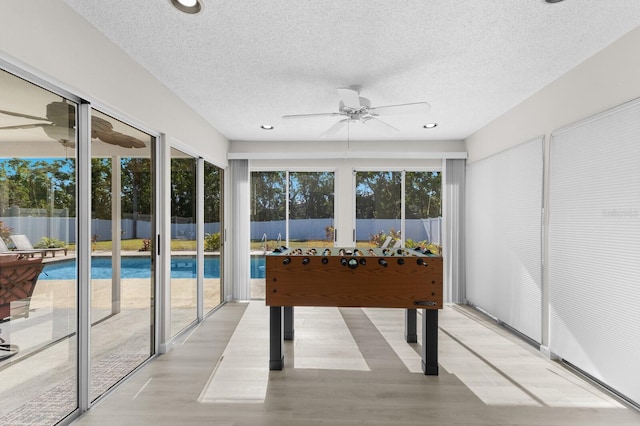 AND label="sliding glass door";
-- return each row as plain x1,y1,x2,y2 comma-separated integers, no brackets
1,62,225,423
170,149,197,335
89,110,154,402
0,68,78,424
250,171,285,299
204,161,223,313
